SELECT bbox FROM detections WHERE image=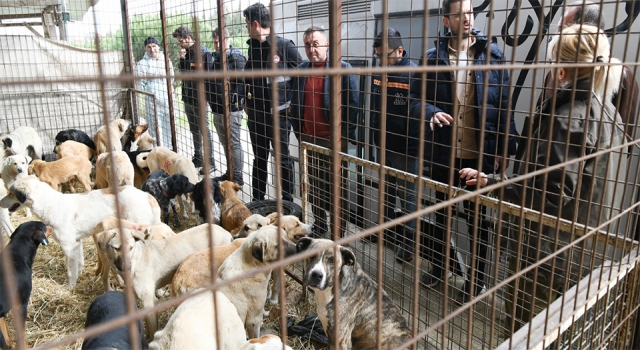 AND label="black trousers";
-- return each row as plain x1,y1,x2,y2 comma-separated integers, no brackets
247,108,294,202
